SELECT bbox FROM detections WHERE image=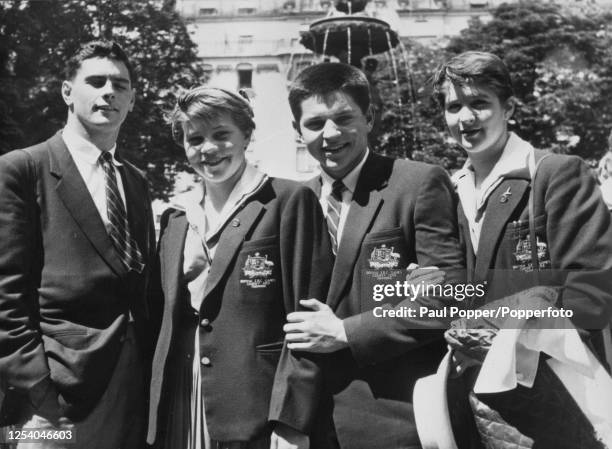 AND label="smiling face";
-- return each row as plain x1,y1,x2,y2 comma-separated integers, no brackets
443,81,513,161
182,113,249,187
295,91,371,180
62,57,134,138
